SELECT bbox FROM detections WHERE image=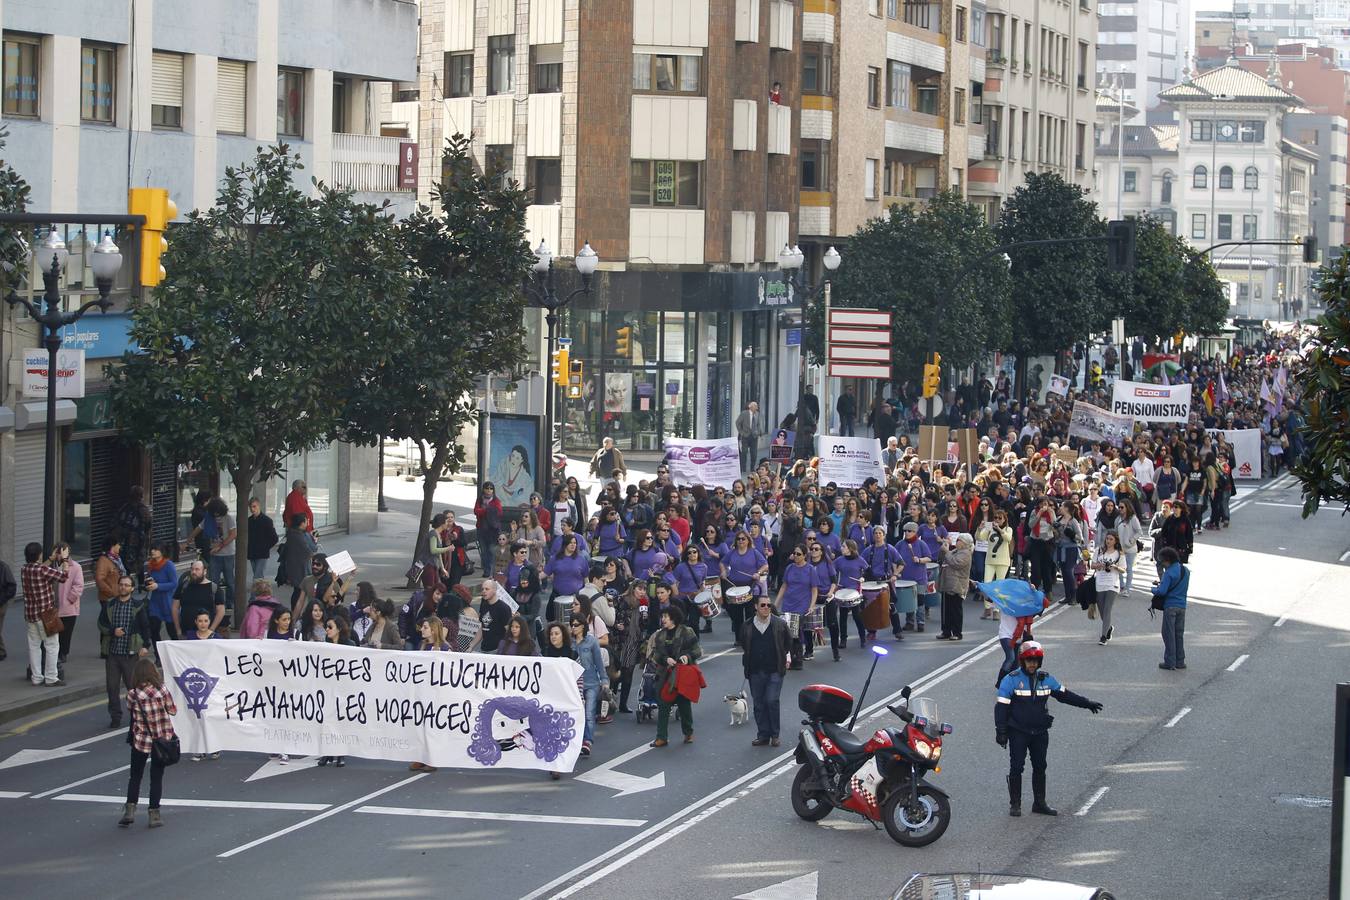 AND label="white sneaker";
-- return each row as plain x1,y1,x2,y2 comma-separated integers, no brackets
209,752,221,760
193,754,206,762
279,754,289,763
